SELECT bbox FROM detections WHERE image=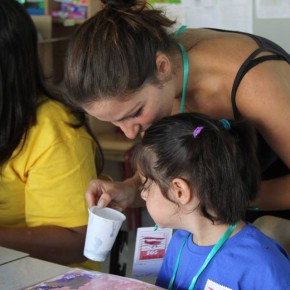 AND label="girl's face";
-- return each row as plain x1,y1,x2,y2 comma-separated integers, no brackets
139,177,179,229
84,82,176,139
